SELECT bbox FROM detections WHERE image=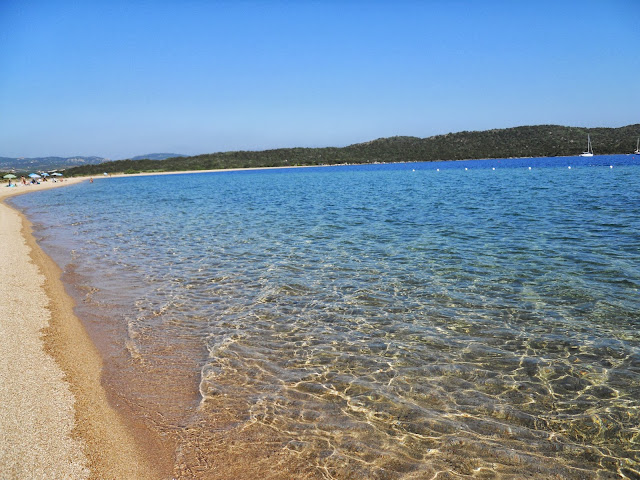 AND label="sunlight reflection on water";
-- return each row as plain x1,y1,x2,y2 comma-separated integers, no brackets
12,156,640,479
